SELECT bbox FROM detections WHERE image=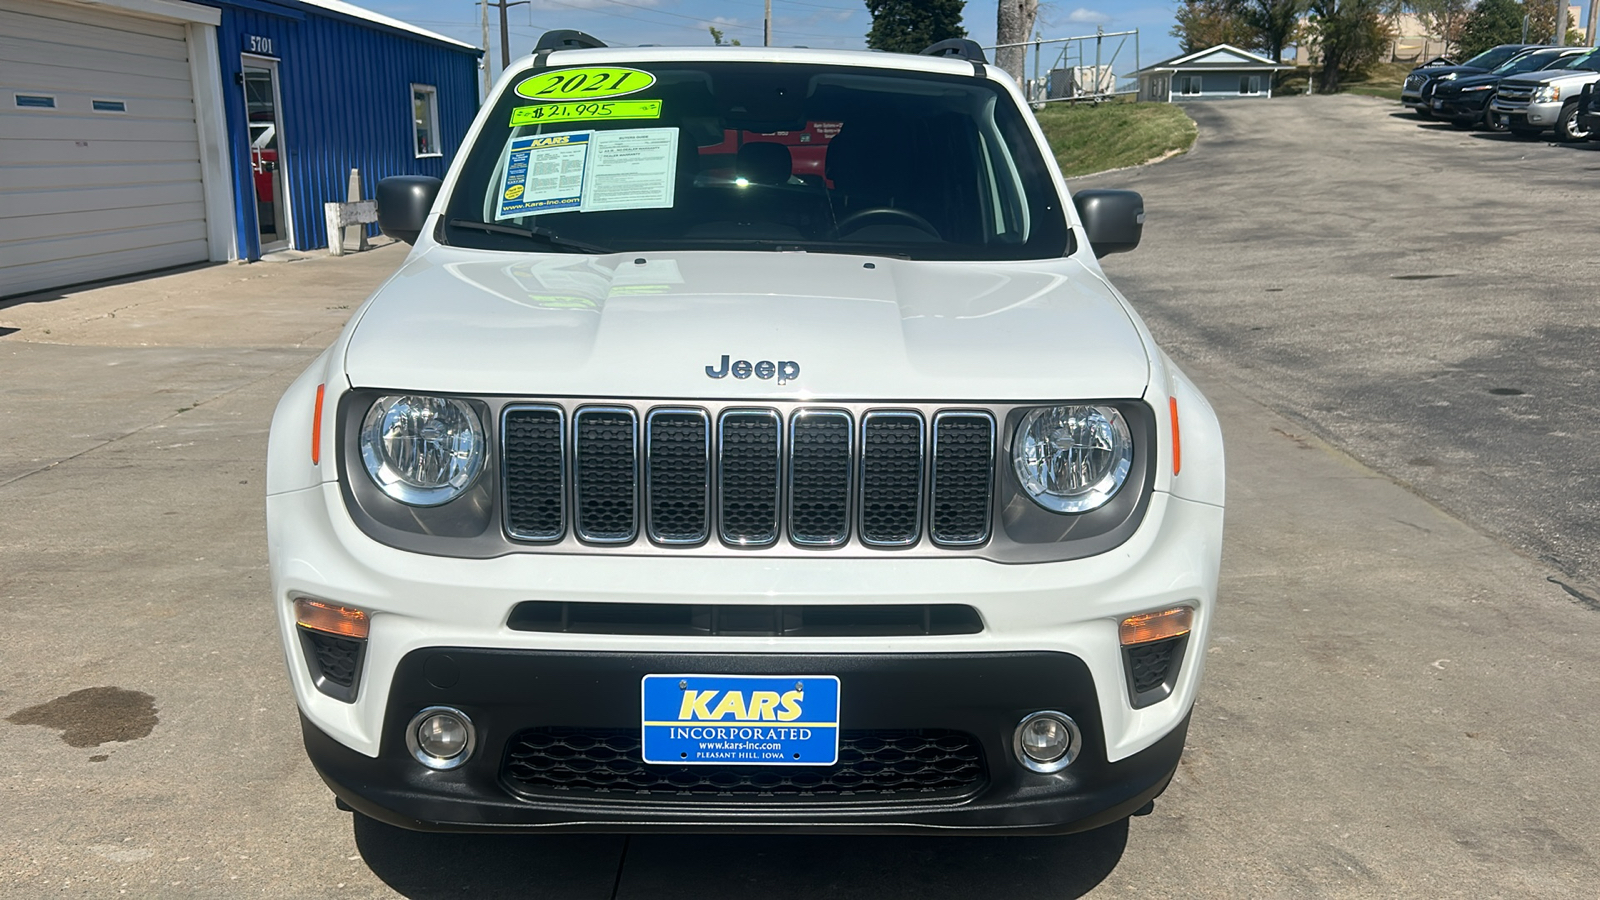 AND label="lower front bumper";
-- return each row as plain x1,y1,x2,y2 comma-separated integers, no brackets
303,648,1191,835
